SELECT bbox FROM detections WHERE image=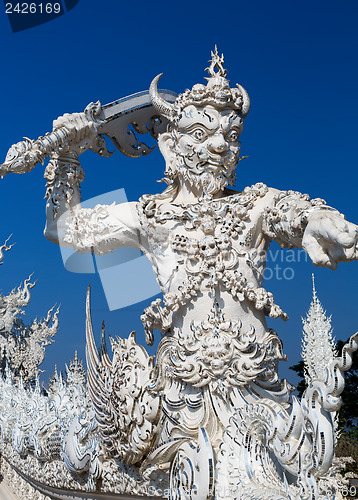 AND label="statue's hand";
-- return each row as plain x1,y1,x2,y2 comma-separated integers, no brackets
52,112,97,155
302,211,358,269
